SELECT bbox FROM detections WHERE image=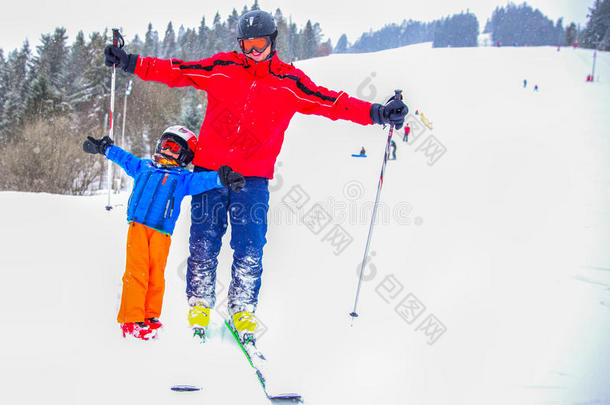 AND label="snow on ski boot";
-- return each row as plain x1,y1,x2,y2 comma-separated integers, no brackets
228,311,266,369
188,304,210,342
121,321,156,341
145,317,163,330
232,311,257,341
